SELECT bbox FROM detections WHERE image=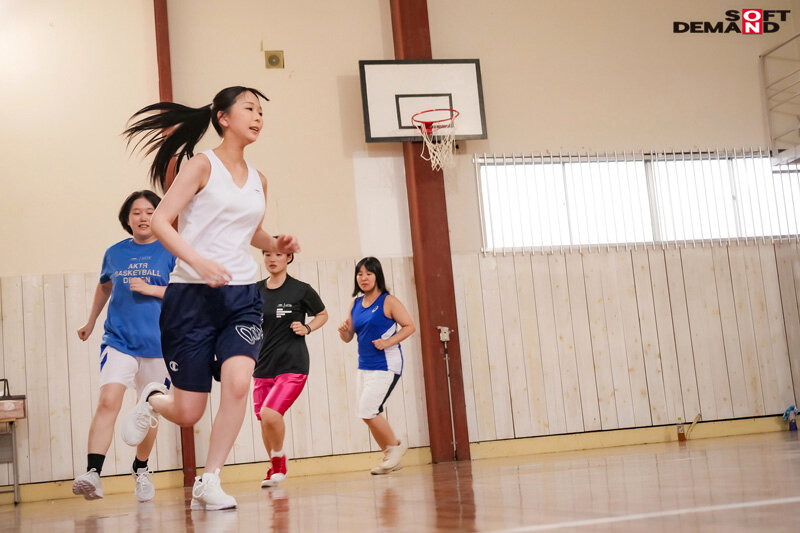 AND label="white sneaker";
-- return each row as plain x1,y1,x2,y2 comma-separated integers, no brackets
121,382,167,446
133,467,155,502
191,469,237,510
371,463,399,475
73,469,103,500
371,441,407,475
382,440,407,469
